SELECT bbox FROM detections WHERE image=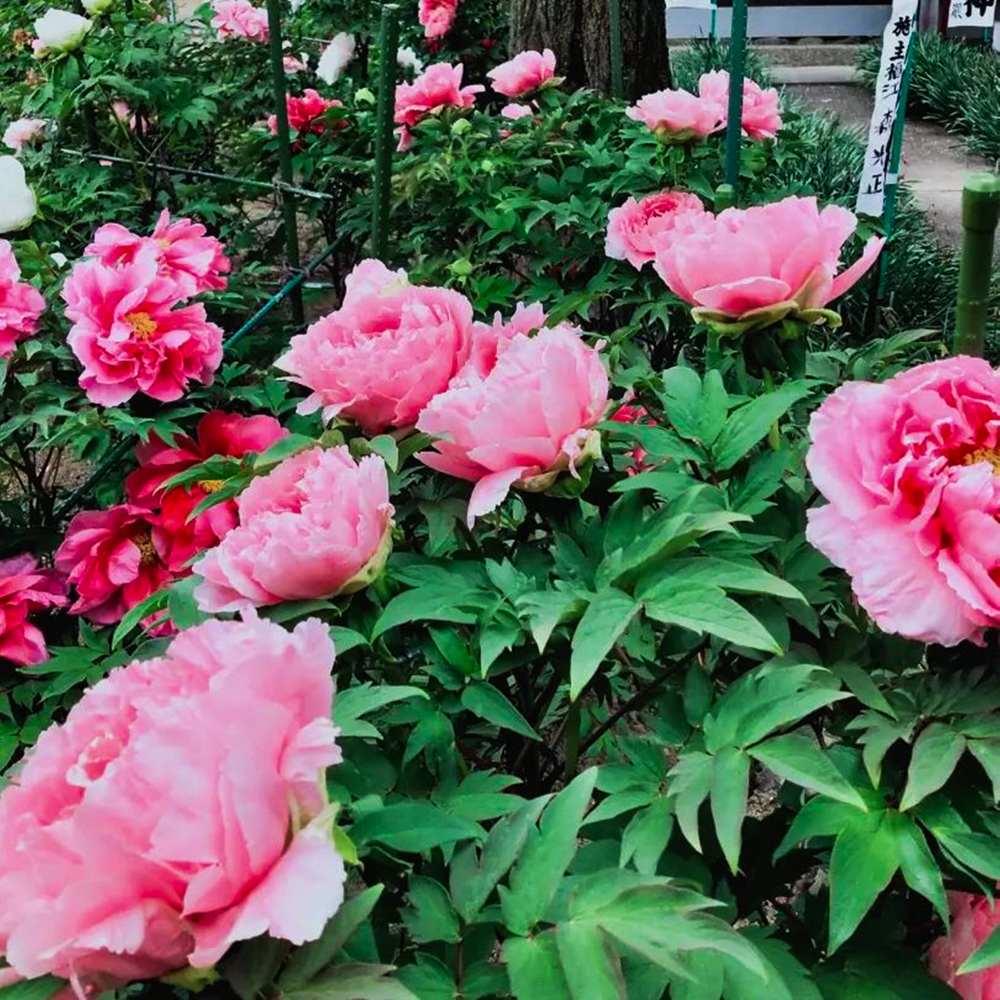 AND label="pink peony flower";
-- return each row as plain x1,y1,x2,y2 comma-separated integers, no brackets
626,87,725,140
487,48,556,97
126,411,287,572
62,247,223,406
0,239,45,359
55,504,172,625
697,70,782,140
283,54,307,74
394,62,483,150
209,0,268,41
929,892,1000,999
501,103,532,120
0,613,345,990
268,90,344,139
806,356,1000,647
605,190,706,270
652,194,884,334
465,300,547,378
419,0,459,39
416,325,609,523
275,258,474,433
193,446,393,613
0,555,66,667
2,118,47,153
86,209,230,299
